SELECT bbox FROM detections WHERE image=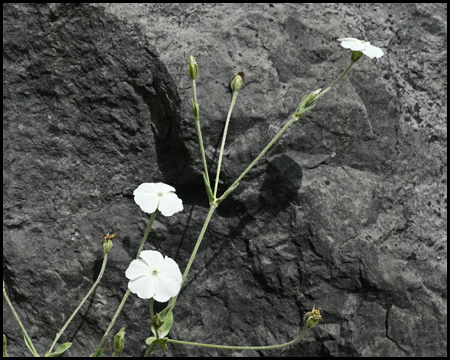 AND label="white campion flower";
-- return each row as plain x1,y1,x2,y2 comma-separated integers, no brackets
125,250,182,302
134,182,183,217
337,37,384,59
